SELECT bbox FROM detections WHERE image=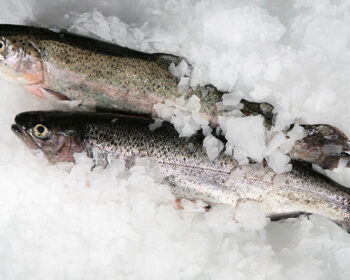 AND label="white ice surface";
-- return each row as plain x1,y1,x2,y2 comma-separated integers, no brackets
220,115,267,164
1,0,350,279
